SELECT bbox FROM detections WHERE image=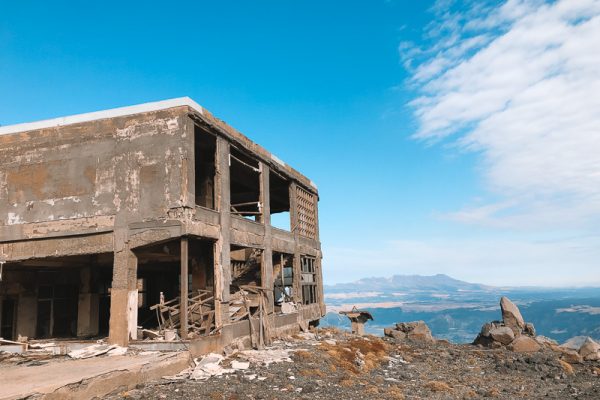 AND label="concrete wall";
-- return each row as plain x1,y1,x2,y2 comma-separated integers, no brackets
0,107,190,243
